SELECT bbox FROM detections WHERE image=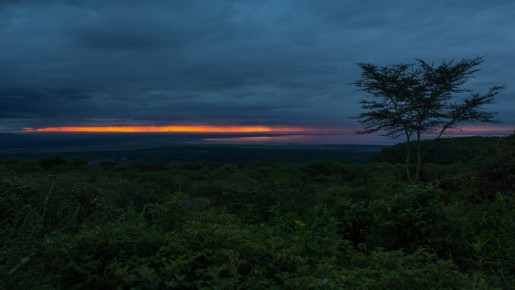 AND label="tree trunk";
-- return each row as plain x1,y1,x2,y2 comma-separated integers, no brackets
405,136,412,183
415,130,422,181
